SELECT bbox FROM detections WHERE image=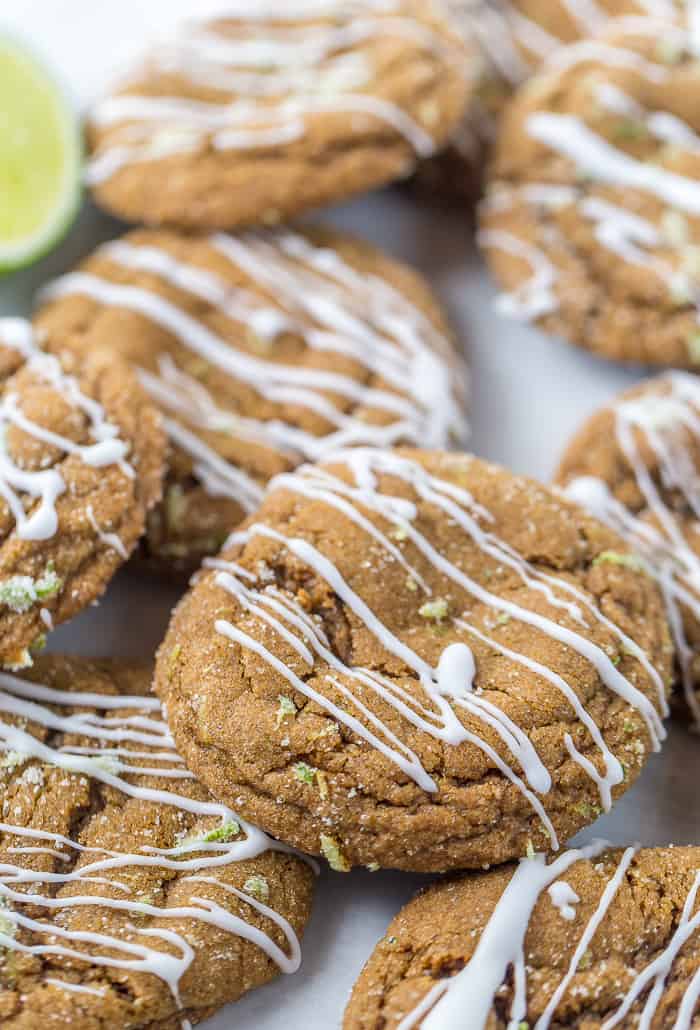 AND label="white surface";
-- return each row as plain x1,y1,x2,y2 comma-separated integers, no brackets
1,4,699,1029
